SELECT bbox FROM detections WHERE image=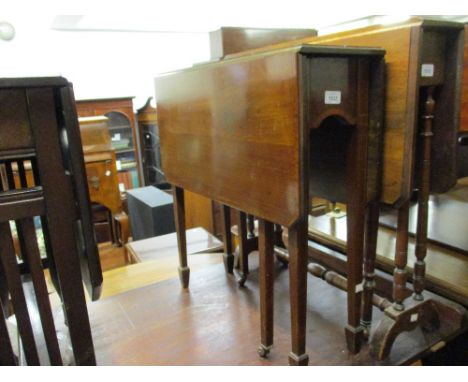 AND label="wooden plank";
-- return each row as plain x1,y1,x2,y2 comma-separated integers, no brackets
156,49,301,226
17,218,62,365
27,87,96,365
60,85,103,301
0,195,45,223
0,222,39,365
0,295,16,365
